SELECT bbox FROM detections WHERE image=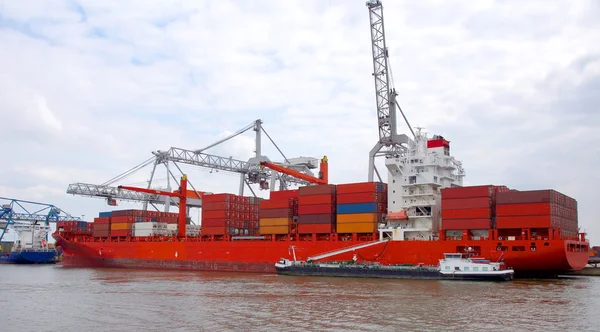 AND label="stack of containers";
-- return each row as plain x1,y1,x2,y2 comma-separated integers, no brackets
440,185,510,230
133,222,167,237
93,215,111,237
259,190,298,235
496,190,578,233
201,193,236,235
110,210,137,237
249,196,262,235
297,184,337,234
336,182,387,233
57,221,93,234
